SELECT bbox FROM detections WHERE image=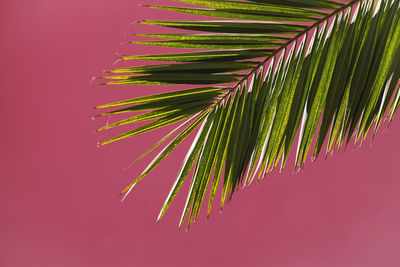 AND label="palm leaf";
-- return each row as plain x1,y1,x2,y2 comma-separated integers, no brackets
96,0,400,228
